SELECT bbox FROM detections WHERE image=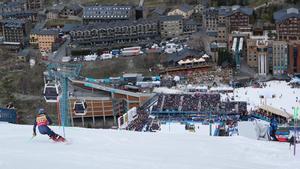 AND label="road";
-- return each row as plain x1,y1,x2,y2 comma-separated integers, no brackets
49,37,71,63
254,0,276,10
